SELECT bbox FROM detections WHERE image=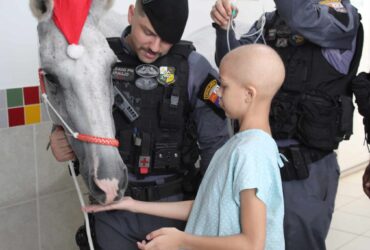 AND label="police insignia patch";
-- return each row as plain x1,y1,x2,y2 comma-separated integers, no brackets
276,38,288,48
203,79,218,101
157,66,176,85
112,67,135,81
197,74,225,118
135,64,159,78
135,77,158,90
320,0,347,13
289,34,305,46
